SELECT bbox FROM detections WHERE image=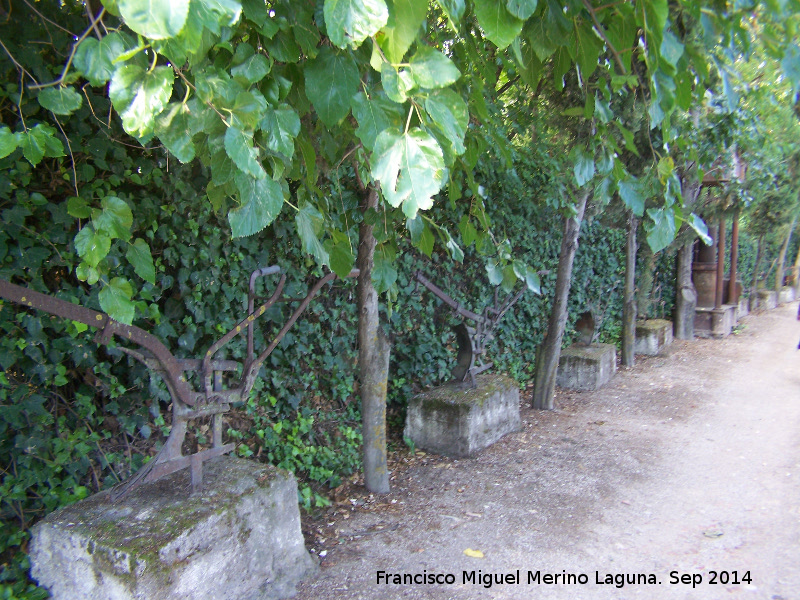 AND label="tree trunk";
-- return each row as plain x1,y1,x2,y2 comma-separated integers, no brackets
674,241,696,340
621,214,638,367
357,187,390,493
793,231,800,296
532,191,590,410
750,234,766,312
636,241,656,320
775,215,796,292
